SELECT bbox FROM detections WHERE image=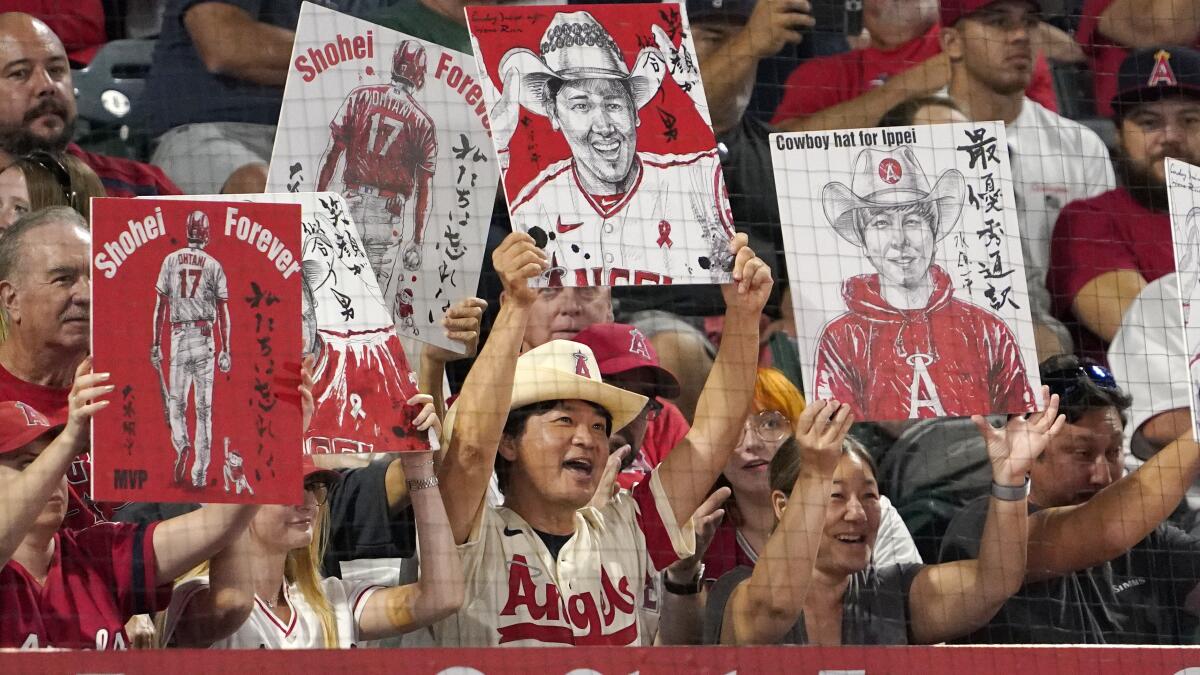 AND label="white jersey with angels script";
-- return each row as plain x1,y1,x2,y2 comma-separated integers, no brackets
162,575,382,649
155,247,229,324
510,150,733,287
430,471,693,647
